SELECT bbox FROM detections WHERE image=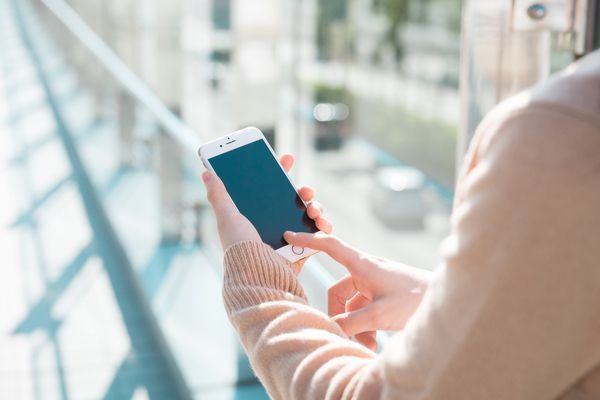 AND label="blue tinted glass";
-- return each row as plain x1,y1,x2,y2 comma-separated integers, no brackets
209,139,318,249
